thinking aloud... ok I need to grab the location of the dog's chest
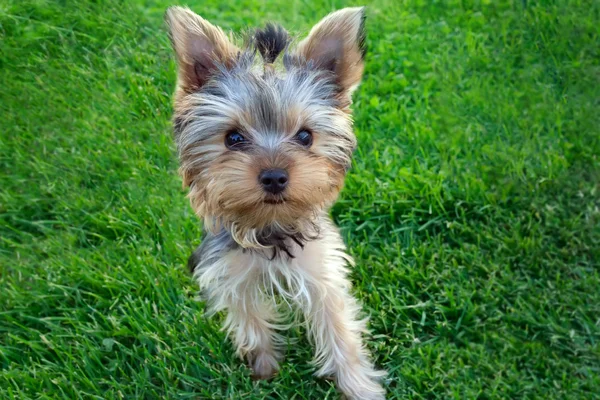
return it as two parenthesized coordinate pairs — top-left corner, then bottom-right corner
(232, 239), (323, 305)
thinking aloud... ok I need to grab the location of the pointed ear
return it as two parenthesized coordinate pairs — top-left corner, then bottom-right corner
(293, 7), (366, 104)
(165, 7), (239, 93)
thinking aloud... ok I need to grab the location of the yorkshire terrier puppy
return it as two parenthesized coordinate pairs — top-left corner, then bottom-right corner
(165, 6), (385, 399)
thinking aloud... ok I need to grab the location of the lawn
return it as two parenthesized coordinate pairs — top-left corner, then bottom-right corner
(1, 0), (599, 398)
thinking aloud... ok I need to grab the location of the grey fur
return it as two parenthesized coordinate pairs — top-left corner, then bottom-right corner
(188, 229), (239, 273)
(177, 63), (355, 175)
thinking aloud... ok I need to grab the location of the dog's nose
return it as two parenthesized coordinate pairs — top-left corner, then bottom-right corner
(259, 169), (288, 194)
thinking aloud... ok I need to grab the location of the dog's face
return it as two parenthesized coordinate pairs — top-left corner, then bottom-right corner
(166, 7), (365, 244)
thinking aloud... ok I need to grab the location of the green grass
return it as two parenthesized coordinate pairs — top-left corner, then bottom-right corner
(1, 0), (599, 398)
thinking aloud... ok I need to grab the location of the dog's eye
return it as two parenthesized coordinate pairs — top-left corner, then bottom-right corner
(294, 130), (313, 147)
(225, 131), (247, 149)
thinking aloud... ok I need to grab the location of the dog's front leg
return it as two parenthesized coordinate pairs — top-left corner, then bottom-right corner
(195, 249), (283, 380)
(221, 287), (282, 380)
(298, 236), (386, 399)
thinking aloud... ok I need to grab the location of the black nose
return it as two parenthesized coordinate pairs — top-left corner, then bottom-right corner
(259, 169), (289, 194)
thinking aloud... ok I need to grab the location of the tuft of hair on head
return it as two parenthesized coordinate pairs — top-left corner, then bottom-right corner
(253, 23), (290, 64)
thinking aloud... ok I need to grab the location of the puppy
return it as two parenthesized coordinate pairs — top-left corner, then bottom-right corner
(165, 6), (385, 399)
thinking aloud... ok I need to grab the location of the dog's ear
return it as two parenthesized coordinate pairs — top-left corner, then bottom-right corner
(293, 7), (366, 105)
(165, 7), (239, 93)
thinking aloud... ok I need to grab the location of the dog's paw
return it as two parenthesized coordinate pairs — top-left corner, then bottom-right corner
(337, 368), (386, 400)
(249, 351), (280, 380)
(340, 383), (386, 400)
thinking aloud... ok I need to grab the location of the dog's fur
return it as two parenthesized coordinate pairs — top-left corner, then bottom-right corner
(165, 6), (385, 399)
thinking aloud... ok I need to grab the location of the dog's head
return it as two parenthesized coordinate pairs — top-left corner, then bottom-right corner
(166, 7), (366, 246)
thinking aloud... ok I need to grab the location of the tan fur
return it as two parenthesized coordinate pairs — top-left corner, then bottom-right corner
(166, 6), (385, 399)
(165, 7), (239, 94)
(188, 143), (342, 247)
(294, 7), (366, 107)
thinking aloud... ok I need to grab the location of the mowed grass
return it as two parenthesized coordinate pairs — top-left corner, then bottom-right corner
(1, 0), (599, 398)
